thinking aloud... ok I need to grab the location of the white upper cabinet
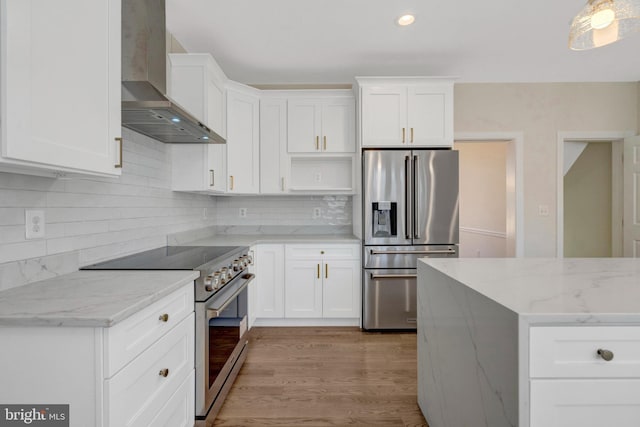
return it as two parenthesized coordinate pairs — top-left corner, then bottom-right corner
(259, 98), (289, 194)
(358, 77), (454, 148)
(226, 83), (260, 194)
(0, 0), (122, 177)
(169, 54), (227, 193)
(287, 93), (355, 153)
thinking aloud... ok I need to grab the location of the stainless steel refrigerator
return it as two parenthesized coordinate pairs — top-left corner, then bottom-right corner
(362, 149), (459, 330)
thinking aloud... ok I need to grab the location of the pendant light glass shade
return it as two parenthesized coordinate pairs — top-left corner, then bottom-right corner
(569, 0), (640, 50)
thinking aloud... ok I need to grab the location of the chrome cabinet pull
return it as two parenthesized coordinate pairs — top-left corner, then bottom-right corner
(159, 368), (169, 377)
(158, 313), (169, 322)
(323, 136), (327, 151)
(402, 128), (406, 143)
(597, 349), (614, 361)
(209, 170), (215, 187)
(114, 137), (123, 168)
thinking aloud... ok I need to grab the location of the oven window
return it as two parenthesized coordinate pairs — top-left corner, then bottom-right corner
(208, 294), (248, 388)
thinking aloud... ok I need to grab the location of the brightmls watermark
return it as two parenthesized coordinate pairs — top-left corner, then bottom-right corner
(0, 405), (68, 426)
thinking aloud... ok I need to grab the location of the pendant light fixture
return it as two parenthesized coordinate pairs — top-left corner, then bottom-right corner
(569, 0), (640, 50)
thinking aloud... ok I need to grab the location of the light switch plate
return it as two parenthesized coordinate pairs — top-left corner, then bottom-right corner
(313, 207), (321, 219)
(25, 210), (45, 239)
(239, 208), (247, 218)
(538, 205), (550, 216)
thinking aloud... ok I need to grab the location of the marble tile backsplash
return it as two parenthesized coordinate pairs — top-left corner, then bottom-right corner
(0, 129), (217, 291)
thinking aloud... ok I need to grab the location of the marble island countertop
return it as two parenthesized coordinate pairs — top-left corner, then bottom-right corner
(0, 270), (199, 327)
(421, 257), (640, 322)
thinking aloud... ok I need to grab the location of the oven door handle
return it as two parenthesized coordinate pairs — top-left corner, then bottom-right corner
(370, 273), (418, 279)
(206, 273), (255, 319)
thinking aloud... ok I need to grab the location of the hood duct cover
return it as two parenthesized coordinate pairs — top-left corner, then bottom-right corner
(121, 0), (225, 144)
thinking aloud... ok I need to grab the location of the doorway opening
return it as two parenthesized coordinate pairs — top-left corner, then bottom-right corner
(453, 132), (523, 258)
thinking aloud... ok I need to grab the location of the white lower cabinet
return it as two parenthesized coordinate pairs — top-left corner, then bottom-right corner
(0, 284), (195, 427)
(529, 326), (640, 427)
(253, 243), (360, 325)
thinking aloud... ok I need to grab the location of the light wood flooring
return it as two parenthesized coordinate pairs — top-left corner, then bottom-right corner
(213, 327), (428, 427)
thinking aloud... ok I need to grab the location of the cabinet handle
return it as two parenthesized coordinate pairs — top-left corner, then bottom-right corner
(317, 264), (320, 279)
(325, 263), (328, 279)
(410, 127), (414, 143)
(159, 313), (169, 322)
(230, 175), (234, 190)
(281, 177), (285, 191)
(597, 348), (614, 361)
(114, 137), (123, 168)
(209, 170), (215, 187)
(402, 128), (406, 143)
(159, 368), (170, 378)
(323, 136), (327, 151)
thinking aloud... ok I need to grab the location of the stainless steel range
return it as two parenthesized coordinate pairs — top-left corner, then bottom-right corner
(82, 245), (255, 425)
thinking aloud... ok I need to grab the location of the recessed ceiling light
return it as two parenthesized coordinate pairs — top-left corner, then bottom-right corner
(397, 14), (415, 26)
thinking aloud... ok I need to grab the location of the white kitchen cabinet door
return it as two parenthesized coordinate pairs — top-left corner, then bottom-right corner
(0, 0), (122, 177)
(321, 99), (355, 153)
(407, 85), (453, 147)
(285, 259), (323, 318)
(226, 86), (260, 194)
(530, 379), (640, 427)
(169, 54), (227, 193)
(255, 245), (285, 319)
(361, 85), (407, 147)
(260, 98), (289, 193)
(288, 99), (321, 153)
(322, 259), (360, 318)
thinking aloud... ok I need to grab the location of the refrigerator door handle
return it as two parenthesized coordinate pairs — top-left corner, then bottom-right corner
(369, 249), (457, 255)
(413, 155), (420, 239)
(404, 155), (411, 239)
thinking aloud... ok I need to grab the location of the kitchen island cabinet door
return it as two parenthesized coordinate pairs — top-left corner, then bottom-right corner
(0, 0), (122, 177)
(226, 85), (260, 194)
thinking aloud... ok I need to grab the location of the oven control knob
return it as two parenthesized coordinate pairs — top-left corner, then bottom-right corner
(232, 259), (240, 271)
(205, 284), (214, 292)
(204, 275), (213, 285)
(246, 254), (253, 265)
(220, 268), (228, 283)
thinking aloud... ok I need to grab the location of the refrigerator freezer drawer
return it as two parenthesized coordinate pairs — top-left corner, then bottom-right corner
(363, 269), (417, 330)
(363, 245), (458, 269)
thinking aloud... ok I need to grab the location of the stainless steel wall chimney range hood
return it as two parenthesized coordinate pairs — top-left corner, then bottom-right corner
(121, 0), (225, 144)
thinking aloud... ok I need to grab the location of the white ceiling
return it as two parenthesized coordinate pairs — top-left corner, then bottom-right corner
(166, 0), (640, 85)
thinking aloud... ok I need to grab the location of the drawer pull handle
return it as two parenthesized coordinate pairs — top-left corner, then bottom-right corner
(597, 348), (614, 361)
(159, 313), (169, 322)
(159, 368), (170, 377)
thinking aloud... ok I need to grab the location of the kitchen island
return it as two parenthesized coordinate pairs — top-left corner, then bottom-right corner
(417, 258), (640, 427)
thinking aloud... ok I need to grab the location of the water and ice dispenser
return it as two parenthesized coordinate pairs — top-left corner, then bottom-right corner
(372, 201), (397, 237)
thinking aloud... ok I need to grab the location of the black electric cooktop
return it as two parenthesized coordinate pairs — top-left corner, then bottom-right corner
(81, 246), (244, 270)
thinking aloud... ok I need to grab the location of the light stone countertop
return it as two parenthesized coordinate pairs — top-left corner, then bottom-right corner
(421, 257), (640, 322)
(183, 234), (360, 246)
(0, 270), (199, 327)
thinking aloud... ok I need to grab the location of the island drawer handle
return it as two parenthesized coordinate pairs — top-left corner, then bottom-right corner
(597, 349), (614, 361)
(159, 368), (170, 378)
(159, 313), (169, 322)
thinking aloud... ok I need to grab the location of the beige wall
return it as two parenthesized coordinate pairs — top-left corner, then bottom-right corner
(564, 143), (612, 257)
(454, 83), (638, 256)
(455, 141), (508, 257)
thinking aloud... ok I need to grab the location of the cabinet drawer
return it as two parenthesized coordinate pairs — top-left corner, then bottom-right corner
(105, 285), (194, 377)
(285, 244), (359, 260)
(530, 326), (640, 378)
(148, 369), (195, 427)
(105, 313), (194, 427)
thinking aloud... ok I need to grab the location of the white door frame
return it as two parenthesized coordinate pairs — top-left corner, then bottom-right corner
(556, 131), (634, 257)
(454, 132), (524, 257)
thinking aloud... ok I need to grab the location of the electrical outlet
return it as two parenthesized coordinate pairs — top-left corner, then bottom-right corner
(314, 172), (322, 183)
(239, 208), (247, 218)
(25, 210), (45, 239)
(538, 204), (550, 216)
(313, 207), (322, 219)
